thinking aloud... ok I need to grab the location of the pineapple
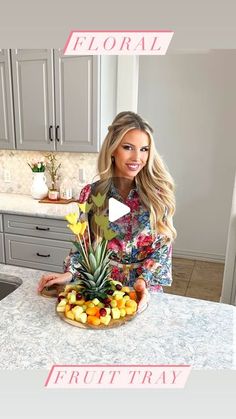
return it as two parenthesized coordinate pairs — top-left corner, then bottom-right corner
(65, 191), (117, 303)
(61, 192), (140, 327)
(72, 239), (113, 301)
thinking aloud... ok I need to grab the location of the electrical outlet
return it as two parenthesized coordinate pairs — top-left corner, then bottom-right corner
(78, 168), (85, 183)
(3, 169), (11, 183)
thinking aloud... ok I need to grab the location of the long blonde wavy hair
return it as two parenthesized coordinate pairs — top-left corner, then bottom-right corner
(90, 111), (177, 244)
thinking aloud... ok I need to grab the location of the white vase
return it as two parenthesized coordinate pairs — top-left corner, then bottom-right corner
(31, 172), (48, 199)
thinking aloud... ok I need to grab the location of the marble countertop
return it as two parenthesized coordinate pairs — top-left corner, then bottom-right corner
(0, 193), (79, 219)
(0, 263), (235, 370)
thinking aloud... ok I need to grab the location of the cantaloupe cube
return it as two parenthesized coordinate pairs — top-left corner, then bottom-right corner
(117, 299), (125, 309)
(86, 307), (98, 316)
(87, 315), (101, 326)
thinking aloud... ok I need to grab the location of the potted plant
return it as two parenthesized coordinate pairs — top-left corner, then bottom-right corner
(45, 153), (61, 200)
(28, 158), (48, 199)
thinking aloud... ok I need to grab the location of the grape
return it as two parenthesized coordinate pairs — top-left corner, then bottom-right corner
(76, 293), (83, 300)
(99, 308), (107, 317)
(107, 289), (114, 295)
(115, 284), (122, 291)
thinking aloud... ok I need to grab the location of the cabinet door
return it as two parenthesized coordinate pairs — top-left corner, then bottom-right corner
(11, 49), (55, 151)
(54, 52), (100, 152)
(5, 234), (72, 272)
(0, 50), (15, 149)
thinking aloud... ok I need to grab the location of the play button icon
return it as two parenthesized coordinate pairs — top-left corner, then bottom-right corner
(108, 197), (130, 222)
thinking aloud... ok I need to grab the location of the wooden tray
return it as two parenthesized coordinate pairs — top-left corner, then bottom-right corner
(40, 284), (65, 298)
(39, 198), (78, 204)
(56, 309), (137, 329)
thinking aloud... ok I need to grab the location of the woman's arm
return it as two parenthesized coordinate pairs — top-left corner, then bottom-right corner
(139, 240), (173, 288)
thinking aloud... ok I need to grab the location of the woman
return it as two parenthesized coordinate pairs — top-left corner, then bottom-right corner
(38, 111), (177, 312)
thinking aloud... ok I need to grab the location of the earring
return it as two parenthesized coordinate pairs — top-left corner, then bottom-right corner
(111, 156), (115, 163)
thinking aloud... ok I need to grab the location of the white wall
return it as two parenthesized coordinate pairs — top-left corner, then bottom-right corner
(221, 171), (236, 304)
(138, 51), (236, 262)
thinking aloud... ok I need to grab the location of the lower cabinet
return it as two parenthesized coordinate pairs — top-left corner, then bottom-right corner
(5, 234), (72, 272)
(0, 233), (5, 263)
(3, 213), (74, 272)
(0, 215), (4, 263)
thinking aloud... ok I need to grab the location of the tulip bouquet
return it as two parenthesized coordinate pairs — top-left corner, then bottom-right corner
(57, 192), (138, 327)
(27, 158), (46, 172)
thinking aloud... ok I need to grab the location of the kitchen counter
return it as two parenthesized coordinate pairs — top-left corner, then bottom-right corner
(0, 193), (79, 219)
(0, 263), (235, 370)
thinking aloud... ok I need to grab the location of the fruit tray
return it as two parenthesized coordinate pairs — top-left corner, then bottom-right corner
(56, 309), (137, 329)
(55, 282), (139, 329)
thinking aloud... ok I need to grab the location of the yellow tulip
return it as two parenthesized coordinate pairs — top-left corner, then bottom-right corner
(78, 202), (93, 213)
(91, 192), (106, 208)
(67, 223), (82, 235)
(65, 212), (79, 225)
(80, 221), (87, 235)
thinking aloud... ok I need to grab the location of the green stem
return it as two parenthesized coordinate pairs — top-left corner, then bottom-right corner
(77, 235), (90, 270)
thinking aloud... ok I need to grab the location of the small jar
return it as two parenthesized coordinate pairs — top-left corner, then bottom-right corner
(48, 189), (59, 200)
(60, 179), (73, 200)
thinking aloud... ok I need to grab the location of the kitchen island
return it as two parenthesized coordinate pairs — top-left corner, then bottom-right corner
(0, 263), (235, 370)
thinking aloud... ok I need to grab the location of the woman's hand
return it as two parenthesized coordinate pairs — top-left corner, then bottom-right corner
(37, 272), (73, 293)
(134, 277), (149, 313)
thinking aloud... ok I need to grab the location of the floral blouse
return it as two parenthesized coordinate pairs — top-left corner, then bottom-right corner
(63, 181), (173, 293)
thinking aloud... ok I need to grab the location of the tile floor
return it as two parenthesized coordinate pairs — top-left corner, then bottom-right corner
(165, 258), (225, 302)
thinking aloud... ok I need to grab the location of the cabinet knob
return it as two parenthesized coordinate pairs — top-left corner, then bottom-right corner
(49, 125), (53, 141)
(56, 125), (60, 142)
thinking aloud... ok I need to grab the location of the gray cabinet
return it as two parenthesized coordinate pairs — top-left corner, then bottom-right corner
(11, 49), (100, 152)
(11, 49), (54, 151)
(54, 51), (100, 152)
(0, 50), (15, 149)
(3, 214), (74, 272)
(0, 214), (5, 263)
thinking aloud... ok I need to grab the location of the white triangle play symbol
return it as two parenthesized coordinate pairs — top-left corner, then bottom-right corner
(108, 197), (130, 222)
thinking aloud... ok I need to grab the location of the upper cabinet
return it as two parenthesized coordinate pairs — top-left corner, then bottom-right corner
(6, 49), (100, 152)
(54, 51), (100, 152)
(0, 50), (15, 149)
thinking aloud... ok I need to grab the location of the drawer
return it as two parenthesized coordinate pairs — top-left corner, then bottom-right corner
(5, 233), (74, 272)
(3, 214), (74, 241)
(0, 214), (3, 232)
(0, 233), (5, 263)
